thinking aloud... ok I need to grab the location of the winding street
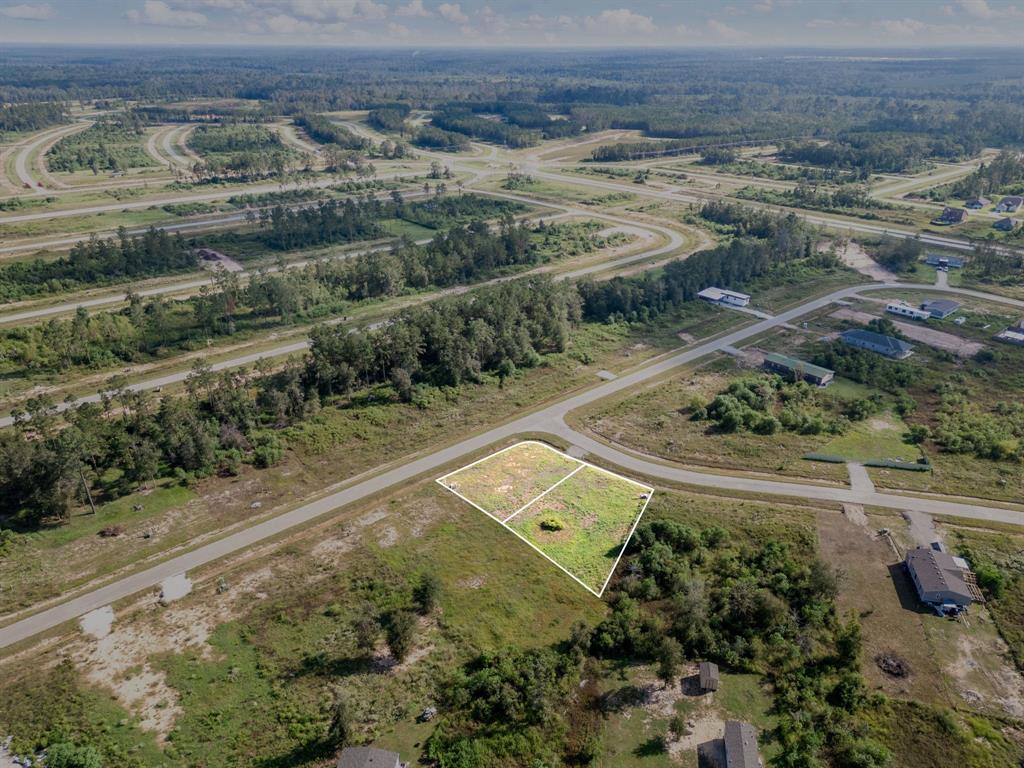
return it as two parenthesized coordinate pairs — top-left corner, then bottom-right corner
(1, 278), (1022, 651)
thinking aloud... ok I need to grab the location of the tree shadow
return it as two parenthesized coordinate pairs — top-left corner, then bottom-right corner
(886, 562), (933, 614)
(633, 736), (667, 757)
(255, 736), (333, 768)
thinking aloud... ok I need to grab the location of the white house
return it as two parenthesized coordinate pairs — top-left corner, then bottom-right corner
(698, 287), (751, 308)
(886, 302), (931, 321)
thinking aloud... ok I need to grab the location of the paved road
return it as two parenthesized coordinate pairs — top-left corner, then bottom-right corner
(11, 123), (89, 193)
(0, 205), (687, 424)
(3, 279), (1024, 650)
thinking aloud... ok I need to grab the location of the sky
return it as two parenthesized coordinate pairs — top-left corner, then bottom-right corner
(1, 0), (1024, 48)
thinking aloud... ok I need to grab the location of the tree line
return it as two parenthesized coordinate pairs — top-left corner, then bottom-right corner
(0, 227), (194, 302)
(0, 101), (66, 133)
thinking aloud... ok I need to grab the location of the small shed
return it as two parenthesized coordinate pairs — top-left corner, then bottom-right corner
(698, 661), (720, 692)
(338, 747), (402, 768)
(965, 197), (990, 209)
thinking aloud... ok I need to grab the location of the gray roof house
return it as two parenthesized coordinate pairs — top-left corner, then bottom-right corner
(925, 254), (964, 269)
(995, 195), (1023, 213)
(724, 721), (762, 768)
(920, 299), (960, 319)
(699, 661), (720, 692)
(905, 547), (978, 614)
(994, 217), (1016, 231)
(840, 329), (914, 360)
(965, 197), (990, 209)
(938, 206), (968, 224)
(338, 747), (402, 768)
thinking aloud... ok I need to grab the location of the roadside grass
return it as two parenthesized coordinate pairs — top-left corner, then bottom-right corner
(0, 482), (603, 767)
(439, 441), (581, 520)
(818, 411), (920, 463)
(505, 464), (650, 593)
(0, 482), (195, 615)
(0, 316), (687, 620)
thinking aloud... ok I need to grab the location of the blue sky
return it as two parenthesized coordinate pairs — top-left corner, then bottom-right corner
(1, 0), (1023, 47)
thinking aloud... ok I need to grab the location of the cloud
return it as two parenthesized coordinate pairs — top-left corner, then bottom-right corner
(876, 17), (927, 35)
(583, 8), (656, 35)
(438, 2), (467, 23)
(287, 0), (386, 21)
(706, 18), (748, 41)
(957, 0), (994, 18)
(394, 0), (430, 17)
(753, 0), (774, 11)
(805, 18), (835, 28)
(127, 0), (207, 26)
(388, 21), (410, 37)
(0, 2), (54, 20)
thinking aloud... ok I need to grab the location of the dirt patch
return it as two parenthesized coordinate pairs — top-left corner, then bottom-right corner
(816, 509), (950, 706)
(832, 240), (899, 282)
(68, 565), (274, 741)
(947, 629), (1024, 718)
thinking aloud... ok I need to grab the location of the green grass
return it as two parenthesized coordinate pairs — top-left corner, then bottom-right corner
(440, 441), (581, 520)
(506, 465), (650, 593)
(379, 218), (437, 240)
(818, 411), (921, 462)
(0, 482), (195, 615)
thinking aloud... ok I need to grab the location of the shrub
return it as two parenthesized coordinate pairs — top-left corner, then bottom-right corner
(540, 517), (566, 531)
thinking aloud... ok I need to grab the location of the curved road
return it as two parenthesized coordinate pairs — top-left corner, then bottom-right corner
(2, 278), (1023, 650)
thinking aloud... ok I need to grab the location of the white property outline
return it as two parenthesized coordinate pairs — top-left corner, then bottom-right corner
(436, 440), (654, 598)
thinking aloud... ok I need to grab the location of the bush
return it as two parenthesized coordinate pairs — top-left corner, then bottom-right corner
(540, 517), (565, 531)
(251, 432), (284, 468)
(45, 744), (103, 768)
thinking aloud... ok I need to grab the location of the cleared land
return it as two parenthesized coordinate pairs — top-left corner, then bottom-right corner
(439, 441), (653, 594)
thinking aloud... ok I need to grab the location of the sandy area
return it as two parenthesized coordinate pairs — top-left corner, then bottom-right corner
(830, 307), (984, 357)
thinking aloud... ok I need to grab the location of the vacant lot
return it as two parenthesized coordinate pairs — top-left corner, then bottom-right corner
(438, 441), (581, 521)
(438, 441), (652, 594)
(506, 464), (651, 593)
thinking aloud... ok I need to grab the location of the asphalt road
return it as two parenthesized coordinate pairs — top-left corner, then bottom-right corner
(2, 279), (1023, 651)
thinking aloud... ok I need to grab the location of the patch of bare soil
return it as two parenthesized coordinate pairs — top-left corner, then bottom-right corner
(816, 509), (950, 706)
(948, 629), (1024, 718)
(832, 240), (899, 282)
(68, 565), (274, 741)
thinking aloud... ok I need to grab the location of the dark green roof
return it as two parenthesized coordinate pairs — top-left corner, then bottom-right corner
(764, 352), (834, 380)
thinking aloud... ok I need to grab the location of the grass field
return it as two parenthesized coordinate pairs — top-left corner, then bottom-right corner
(439, 441), (652, 594)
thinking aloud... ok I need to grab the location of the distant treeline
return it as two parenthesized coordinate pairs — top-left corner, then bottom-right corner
(0, 102), (66, 133)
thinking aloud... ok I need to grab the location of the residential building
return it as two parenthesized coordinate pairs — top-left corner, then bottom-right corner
(338, 747), (402, 768)
(938, 206), (968, 224)
(965, 197), (990, 209)
(995, 195), (1023, 213)
(925, 254), (965, 269)
(698, 661), (720, 692)
(762, 352), (834, 386)
(840, 329), (914, 359)
(886, 302), (931, 321)
(724, 721), (762, 768)
(994, 217), (1016, 231)
(920, 299), (960, 319)
(698, 287), (751, 308)
(904, 546), (982, 615)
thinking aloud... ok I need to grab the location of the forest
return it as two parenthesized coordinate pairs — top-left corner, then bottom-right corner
(0, 101), (66, 133)
(46, 113), (153, 173)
